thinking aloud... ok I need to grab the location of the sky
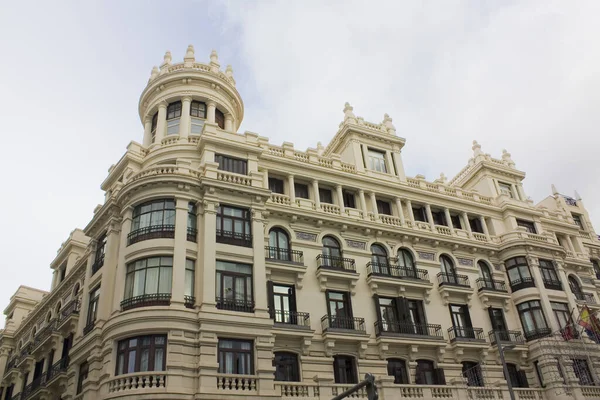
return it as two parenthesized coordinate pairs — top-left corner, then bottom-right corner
(0, 1), (599, 325)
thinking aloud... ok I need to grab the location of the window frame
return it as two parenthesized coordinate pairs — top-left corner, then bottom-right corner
(376, 199), (392, 215)
(268, 177), (284, 194)
(294, 183), (309, 199)
(367, 148), (387, 173)
(115, 334), (167, 375)
(184, 258), (195, 306)
(93, 233), (107, 273)
(216, 205), (252, 247)
(387, 358), (409, 384)
(319, 188), (333, 204)
(215, 260), (254, 312)
(190, 100), (206, 118)
(85, 285), (100, 330)
(343, 190), (356, 209)
(215, 154), (248, 175)
(498, 182), (514, 198)
(218, 339), (253, 375)
(333, 355), (358, 384)
(166, 101), (182, 135)
(150, 113), (158, 143)
(572, 214), (584, 230)
(124, 256), (173, 302)
(129, 199), (176, 245)
(77, 361), (89, 394)
(517, 300), (549, 340)
(516, 219), (537, 234)
(187, 202), (198, 242)
(412, 206), (428, 223)
(505, 256), (534, 291)
(274, 351), (300, 382)
(462, 361), (484, 387)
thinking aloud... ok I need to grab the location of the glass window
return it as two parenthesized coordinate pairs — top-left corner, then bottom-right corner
(185, 259), (195, 298)
(505, 257), (534, 290)
(477, 261), (493, 283)
(268, 228), (290, 261)
(190, 101), (206, 118)
(77, 361), (89, 394)
(150, 113), (158, 143)
(539, 259), (560, 286)
(274, 352), (300, 382)
(216, 261), (253, 312)
(326, 291), (353, 329)
(450, 214), (462, 229)
(572, 214), (584, 230)
(376, 200), (391, 215)
(215, 108), (225, 129)
(462, 362), (484, 387)
(397, 249), (416, 277)
(432, 210), (446, 226)
(469, 217), (484, 233)
(268, 177), (284, 194)
(321, 236), (342, 267)
(130, 199), (176, 244)
(187, 202), (198, 242)
(517, 300), (549, 340)
(333, 355), (357, 384)
(85, 286), (100, 330)
(572, 359), (594, 386)
(568, 276), (584, 300)
(516, 219), (537, 234)
(294, 183), (309, 199)
(498, 182), (514, 198)
(551, 302), (571, 330)
(378, 297), (399, 332)
(319, 188), (333, 204)
(368, 149), (387, 173)
(166, 101), (182, 135)
(412, 206), (428, 222)
(116, 335), (167, 375)
(450, 304), (474, 338)
(387, 359), (408, 384)
(218, 339), (253, 374)
(370, 244), (388, 274)
(271, 283), (296, 323)
(215, 154), (247, 175)
(93, 233), (107, 273)
(415, 360), (436, 385)
(440, 255), (457, 280)
(343, 191), (356, 208)
(216, 205), (252, 247)
(124, 257), (173, 300)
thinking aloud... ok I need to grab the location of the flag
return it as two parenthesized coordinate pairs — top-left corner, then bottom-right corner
(578, 306), (600, 343)
(579, 306), (592, 330)
(561, 324), (576, 341)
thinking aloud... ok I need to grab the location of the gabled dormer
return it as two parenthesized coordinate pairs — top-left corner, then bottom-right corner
(49, 229), (90, 290)
(323, 103), (407, 181)
(2, 286), (47, 334)
(537, 185), (598, 239)
(448, 141), (527, 203)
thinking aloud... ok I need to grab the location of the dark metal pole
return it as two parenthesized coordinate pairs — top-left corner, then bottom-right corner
(495, 330), (516, 400)
(331, 373), (378, 400)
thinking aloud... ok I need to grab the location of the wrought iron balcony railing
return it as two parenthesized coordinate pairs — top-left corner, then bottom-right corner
(509, 277), (536, 292)
(316, 254), (356, 272)
(448, 326), (485, 342)
(367, 262), (429, 281)
(47, 356), (69, 382)
(187, 227), (198, 242)
(542, 278), (562, 291)
(33, 319), (57, 348)
(476, 278), (507, 292)
(374, 320), (443, 338)
(215, 297), (255, 313)
(184, 295), (195, 309)
(321, 315), (365, 333)
(58, 299), (80, 324)
(91, 254), (105, 275)
(437, 272), (470, 287)
(127, 224), (175, 245)
(488, 330), (525, 345)
(523, 327), (552, 341)
(270, 310), (311, 328)
(265, 246), (304, 264)
(216, 229), (252, 247)
(121, 293), (171, 311)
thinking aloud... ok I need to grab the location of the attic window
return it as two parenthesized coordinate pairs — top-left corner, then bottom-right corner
(368, 149), (387, 173)
(166, 101), (182, 135)
(190, 101), (206, 134)
(498, 182), (514, 198)
(572, 214), (584, 230)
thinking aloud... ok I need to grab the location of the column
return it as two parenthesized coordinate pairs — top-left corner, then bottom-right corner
(370, 192), (379, 220)
(171, 198), (190, 306)
(480, 216), (491, 240)
(516, 184), (526, 201)
(385, 151), (395, 175)
(200, 200), (218, 309)
(155, 102), (167, 144)
(566, 236), (576, 253)
(358, 190), (368, 220)
(111, 208), (133, 314)
(207, 101), (216, 124)
(224, 113), (234, 131)
(462, 212), (473, 238)
(406, 200), (415, 224)
(395, 198), (405, 226)
(444, 208), (454, 233)
(142, 117), (152, 147)
(178, 96), (191, 139)
(252, 210), (269, 316)
(336, 185), (345, 214)
(286, 175), (296, 203)
(95, 219), (122, 322)
(425, 204), (435, 230)
(312, 180), (320, 209)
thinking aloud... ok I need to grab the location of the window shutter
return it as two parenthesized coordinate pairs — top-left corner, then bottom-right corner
(346, 294), (354, 319)
(373, 295), (382, 321)
(267, 281), (274, 317)
(517, 370), (529, 388)
(417, 301), (427, 326)
(434, 368), (446, 385)
(487, 307), (497, 329)
(395, 297), (408, 322)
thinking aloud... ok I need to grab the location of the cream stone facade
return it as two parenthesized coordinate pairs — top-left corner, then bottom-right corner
(2, 45), (600, 400)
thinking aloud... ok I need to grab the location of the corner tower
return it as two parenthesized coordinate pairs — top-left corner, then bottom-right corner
(138, 46), (244, 147)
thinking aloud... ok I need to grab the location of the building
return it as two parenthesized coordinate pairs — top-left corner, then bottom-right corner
(1, 45), (600, 400)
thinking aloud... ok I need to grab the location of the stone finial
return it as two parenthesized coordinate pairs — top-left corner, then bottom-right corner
(161, 51), (172, 69)
(149, 66), (159, 81)
(472, 140), (482, 157)
(502, 149), (515, 168)
(226, 65), (234, 77)
(184, 45), (195, 64)
(439, 173), (447, 183)
(317, 141), (324, 155)
(383, 113), (396, 134)
(210, 49), (220, 72)
(551, 184), (559, 195)
(343, 102), (357, 124)
(575, 190), (582, 200)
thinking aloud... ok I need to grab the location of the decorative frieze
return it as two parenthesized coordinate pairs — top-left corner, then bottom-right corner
(457, 258), (474, 267)
(418, 251), (435, 261)
(346, 240), (366, 250)
(296, 232), (317, 242)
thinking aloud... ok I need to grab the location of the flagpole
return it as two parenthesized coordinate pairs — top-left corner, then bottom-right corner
(573, 306), (599, 385)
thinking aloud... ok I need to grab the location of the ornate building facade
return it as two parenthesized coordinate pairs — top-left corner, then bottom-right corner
(1, 45), (600, 400)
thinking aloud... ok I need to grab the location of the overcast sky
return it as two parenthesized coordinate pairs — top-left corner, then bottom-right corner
(1, 1), (599, 325)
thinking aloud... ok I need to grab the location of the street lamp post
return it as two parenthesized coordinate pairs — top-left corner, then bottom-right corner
(494, 330), (516, 400)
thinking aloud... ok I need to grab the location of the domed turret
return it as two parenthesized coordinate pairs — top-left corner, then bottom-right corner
(138, 47), (244, 148)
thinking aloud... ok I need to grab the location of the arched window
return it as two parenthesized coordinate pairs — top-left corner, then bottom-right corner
(568, 276), (584, 301)
(397, 249), (417, 278)
(46, 312), (52, 323)
(370, 244), (389, 275)
(333, 355), (357, 384)
(55, 302), (62, 316)
(274, 352), (300, 382)
(387, 358), (409, 384)
(321, 236), (342, 268)
(268, 228), (291, 261)
(440, 255), (457, 283)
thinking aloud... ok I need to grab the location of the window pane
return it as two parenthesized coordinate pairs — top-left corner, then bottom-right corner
(145, 268), (159, 294)
(140, 349), (149, 372)
(158, 267), (172, 293)
(155, 348), (164, 371)
(127, 350), (137, 373)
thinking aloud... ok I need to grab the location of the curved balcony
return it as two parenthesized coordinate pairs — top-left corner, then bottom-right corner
(107, 372), (168, 395)
(216, 229), (252, 247)
(524, 327), (552, 341)
(509, 277), (535, 292)
(215, 297), (254, 313)
(127, 225), (175, 246)
(121, 293), (171, 311)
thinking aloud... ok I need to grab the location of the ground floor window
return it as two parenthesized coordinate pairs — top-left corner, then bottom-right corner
(116, 335), (166, 375)
(218, 339), (253, 375)
(274, 352), (300, 382)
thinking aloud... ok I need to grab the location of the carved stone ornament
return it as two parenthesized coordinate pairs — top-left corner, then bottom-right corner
(457, 258), (474, 267)
(418, 251), (435, 261)
(296, 232), (317, 242)
(346, 239), (366, 250)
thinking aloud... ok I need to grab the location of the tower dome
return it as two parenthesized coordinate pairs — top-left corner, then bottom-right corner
(138, 46), (244, 147)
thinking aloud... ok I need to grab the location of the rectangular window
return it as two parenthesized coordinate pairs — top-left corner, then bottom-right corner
(572, 359), (594, 386)
(572, 214), (584, 230)
(218, 339), (253, 375)
(498, 182), (514, 198)
(319, 188), (333, 204)
(124, 257), (173, 307)
(268, 177), (284, 194)
(376, 200), (392, 215)
(368, 149), (387, 173)
(469, 217), (484, 233)
(274, 352), (300, 382)
(432, 210), (447, 226)
(334, 355), (358, 384)
(451, 214), (462, 229)
(216, 261), (253, 312)
(190, 101), (206, 134)
(449, 304), (474, 338)
(215, 154), (248, 175)
(505, 256), (534, 291)
(59, 265), (67, 283)
(270, 283), (296, 323)
(185, 259), (195, 307)
(85, 286), (100, 331)
(551, 302), (571, 330)
(516, 219), (537, 234)
(216, 205), (252, 247)
(387, 359), (408, 384)
(116, 335), (167, 375)
(517, 300), (549, 340)
(187, 202), (197, 242)
(294, 183), (309, 199)
(415, 360), (445, 385)
(326, 291), (353, 329)
(77, 361), (89, 394)
(413, 206), (428, 222)
(92, 233), (107, 274)
(539, 259), (561, 289)
(166, 101), (182, 135)
(343, 191), (356, 208)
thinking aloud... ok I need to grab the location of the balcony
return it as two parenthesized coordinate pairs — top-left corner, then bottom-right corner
(437, 273), (472, 306)
(16, 343), (34, 370)
(524, 327), (552, 341)
(543, 278), (562, 291)
(91, 254), (104, 275)
(448, 327), (487, 344)
(127, 224), (175, 245)
(57, 299), (80, 333)
(315, 255), (359, 294)
(45, 356), (69, 390)
(215, 297), (254, 313)
(509, 277), (535, 292)
(264, 246), (304, 264)
(121, 293), (171, 311)
(270, 310), (311, 329)
(476, 278), (511, 309)
(215, 373), (257, 393)
(374, 321), (444, 341)
(107, 372), (168, 394)
(321, 315), (366, 334)
(216, 229), (252, 247)
(476, 278), (507, 292)
(437, 272), (470, 287)
(366, 262), (432, 301)
(489, 330), (525, 346)
(184, 295), (195, 309)
(32, 319), (60, 354)
(367, 262), (429, 281)
(187, 227), (198, 242)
